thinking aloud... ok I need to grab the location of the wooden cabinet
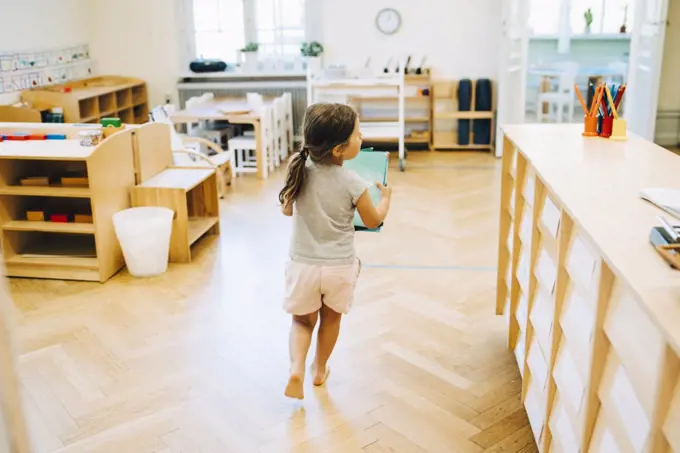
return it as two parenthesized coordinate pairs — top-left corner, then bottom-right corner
(497, 124), (680, 452)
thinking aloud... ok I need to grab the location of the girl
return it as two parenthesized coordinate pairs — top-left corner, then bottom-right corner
(279, 103), (392, 400)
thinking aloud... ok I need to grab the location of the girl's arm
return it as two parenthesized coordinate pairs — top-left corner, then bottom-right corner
(355, 182), (392, 229)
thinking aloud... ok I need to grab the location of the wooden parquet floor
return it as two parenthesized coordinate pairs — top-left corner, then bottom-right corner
(7, 152), (537, 453)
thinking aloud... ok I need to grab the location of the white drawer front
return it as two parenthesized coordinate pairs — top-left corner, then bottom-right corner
(541, 194), (561, 239)
(554, 342), (586, 415)
(536, 249), (557, 294)
(567, 234), (598, 292)
(560, 287), (595, 352)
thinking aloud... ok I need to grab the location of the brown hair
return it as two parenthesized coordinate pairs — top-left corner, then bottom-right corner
(278, 103), (358, 207)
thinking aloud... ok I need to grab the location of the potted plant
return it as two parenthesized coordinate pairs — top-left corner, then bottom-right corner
(301, 41), (324, 74)
(620, 5), (628, 33)
(241, 42), (259, 73)
(584, 8), (593, 34)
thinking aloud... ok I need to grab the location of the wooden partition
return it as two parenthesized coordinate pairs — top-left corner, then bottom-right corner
(497, 124), (680, 452)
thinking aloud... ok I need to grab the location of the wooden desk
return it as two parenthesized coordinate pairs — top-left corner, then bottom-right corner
(170, 99), (268, 180)
(497, 124), (680, 452)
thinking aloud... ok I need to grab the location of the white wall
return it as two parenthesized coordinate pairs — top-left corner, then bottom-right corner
(88, 0), (188, 107)
(320, 0), (501, 80)
(0, 0), (91, 104)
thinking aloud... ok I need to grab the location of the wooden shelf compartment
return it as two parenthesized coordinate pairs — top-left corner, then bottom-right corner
(432, 79), (495, 151)
(132, 84), (147, 105)
(120, 108), (134, 124)
(3, 231), (99, 281)
(98, 93), (116, 113)
(134, 104), (149, 124)
(0, 124), (137, 282)
(116, 89), (133, 109)
(432, 131), (493, 150)
(188, 216), (219, 246)
(529, 286), (554, 363)
(79, 97), (99, 120)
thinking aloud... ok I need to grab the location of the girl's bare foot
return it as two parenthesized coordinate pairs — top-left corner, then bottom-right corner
(285, 374), (304, 399)
(312, 364), (331, 386)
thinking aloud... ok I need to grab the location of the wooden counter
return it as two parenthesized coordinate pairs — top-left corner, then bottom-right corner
(496, 124), (680, 452)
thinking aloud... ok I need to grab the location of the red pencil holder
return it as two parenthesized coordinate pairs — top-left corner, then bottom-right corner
(583, 116), (598, 137)
(600, 117), (613, 138)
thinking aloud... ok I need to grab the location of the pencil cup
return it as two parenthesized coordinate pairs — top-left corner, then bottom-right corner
(600, 116), (613, 138)
(583, 116), (598, 137)
(610, 118), (628, 141)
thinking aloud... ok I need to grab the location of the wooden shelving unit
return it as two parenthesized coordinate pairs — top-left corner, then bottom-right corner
(497, 125), (680, 453)
(20, 75), (149, 124)
(0, 123), (136, 282)
(347, 73), (432, 147)
(433, 80), (495, 151)
(130, 123), (220, 263)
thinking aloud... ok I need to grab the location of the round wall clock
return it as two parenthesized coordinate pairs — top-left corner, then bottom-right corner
(376, 8), (401, 35)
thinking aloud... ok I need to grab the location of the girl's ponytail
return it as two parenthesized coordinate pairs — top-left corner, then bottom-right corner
(278, 147), (308, 207)
(278, 103), (357, 208)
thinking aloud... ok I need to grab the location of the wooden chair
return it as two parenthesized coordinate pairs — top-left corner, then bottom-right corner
(150, 105), (233, 197)
(273, 97), (287, 165)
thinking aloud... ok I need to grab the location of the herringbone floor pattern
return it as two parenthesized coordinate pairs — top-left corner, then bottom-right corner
(8, 152), (536, 453)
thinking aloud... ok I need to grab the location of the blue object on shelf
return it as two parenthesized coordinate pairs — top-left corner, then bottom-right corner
(344, 148), (389, 232)
(473, 79), (493, 145)
(458, 79), (472, 145)
(46, 134), (67, 140)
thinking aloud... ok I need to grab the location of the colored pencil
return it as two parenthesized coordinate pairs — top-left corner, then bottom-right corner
(604, 85), (619, 119)
(575, 84), (588, 114)
(614, 84), (627, 109)
(590, 85), (604, 117)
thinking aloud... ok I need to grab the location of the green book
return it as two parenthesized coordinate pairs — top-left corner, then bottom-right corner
(344, 148), (389, 232)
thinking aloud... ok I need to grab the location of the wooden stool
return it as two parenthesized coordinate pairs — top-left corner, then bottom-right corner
(130, 168), (220, 263)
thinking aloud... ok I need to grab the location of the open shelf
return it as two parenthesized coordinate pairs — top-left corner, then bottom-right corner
(0, 185), (91, 198)
(6, 254), (98, 269)
(120, 108), (134, 124)
(188, 216), (219, 245)
(3, 220), (94, 234)
(98, 93), (116, 113)
(21, 76), (148, 124)
(132, 85), (146, 104)
(435, 111), (494, 120)
(116, 89), (132, 109)
(79, 97), (99, 120)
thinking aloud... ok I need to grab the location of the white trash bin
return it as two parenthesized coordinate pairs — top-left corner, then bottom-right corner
(113, 207), (174, 277)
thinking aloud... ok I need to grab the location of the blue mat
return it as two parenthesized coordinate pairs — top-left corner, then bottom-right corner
(344, 148), (389, 232)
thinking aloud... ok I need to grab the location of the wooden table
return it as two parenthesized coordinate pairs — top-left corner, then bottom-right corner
(170, 99), (268, 180)
(497, 124), (680, 452)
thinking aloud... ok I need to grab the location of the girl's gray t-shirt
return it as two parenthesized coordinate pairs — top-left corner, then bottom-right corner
(290, 160), (368, 265)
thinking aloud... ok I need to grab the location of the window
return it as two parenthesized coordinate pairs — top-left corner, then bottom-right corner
(193, 0), (305, 62)
(570, 0), (633, 34)
(255, 0), (305, 57)
(529, 0), (561, 35)
(529, 0), (633, 36)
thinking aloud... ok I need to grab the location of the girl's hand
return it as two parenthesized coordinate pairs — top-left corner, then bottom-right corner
(376, 182), (392, 198)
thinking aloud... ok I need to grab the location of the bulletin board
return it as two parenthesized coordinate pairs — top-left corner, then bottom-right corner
(0, 44), (95, 95)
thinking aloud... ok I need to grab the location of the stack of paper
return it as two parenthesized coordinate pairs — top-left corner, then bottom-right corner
(344, 149), (389, 232)
(640, 188), (680, 220)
